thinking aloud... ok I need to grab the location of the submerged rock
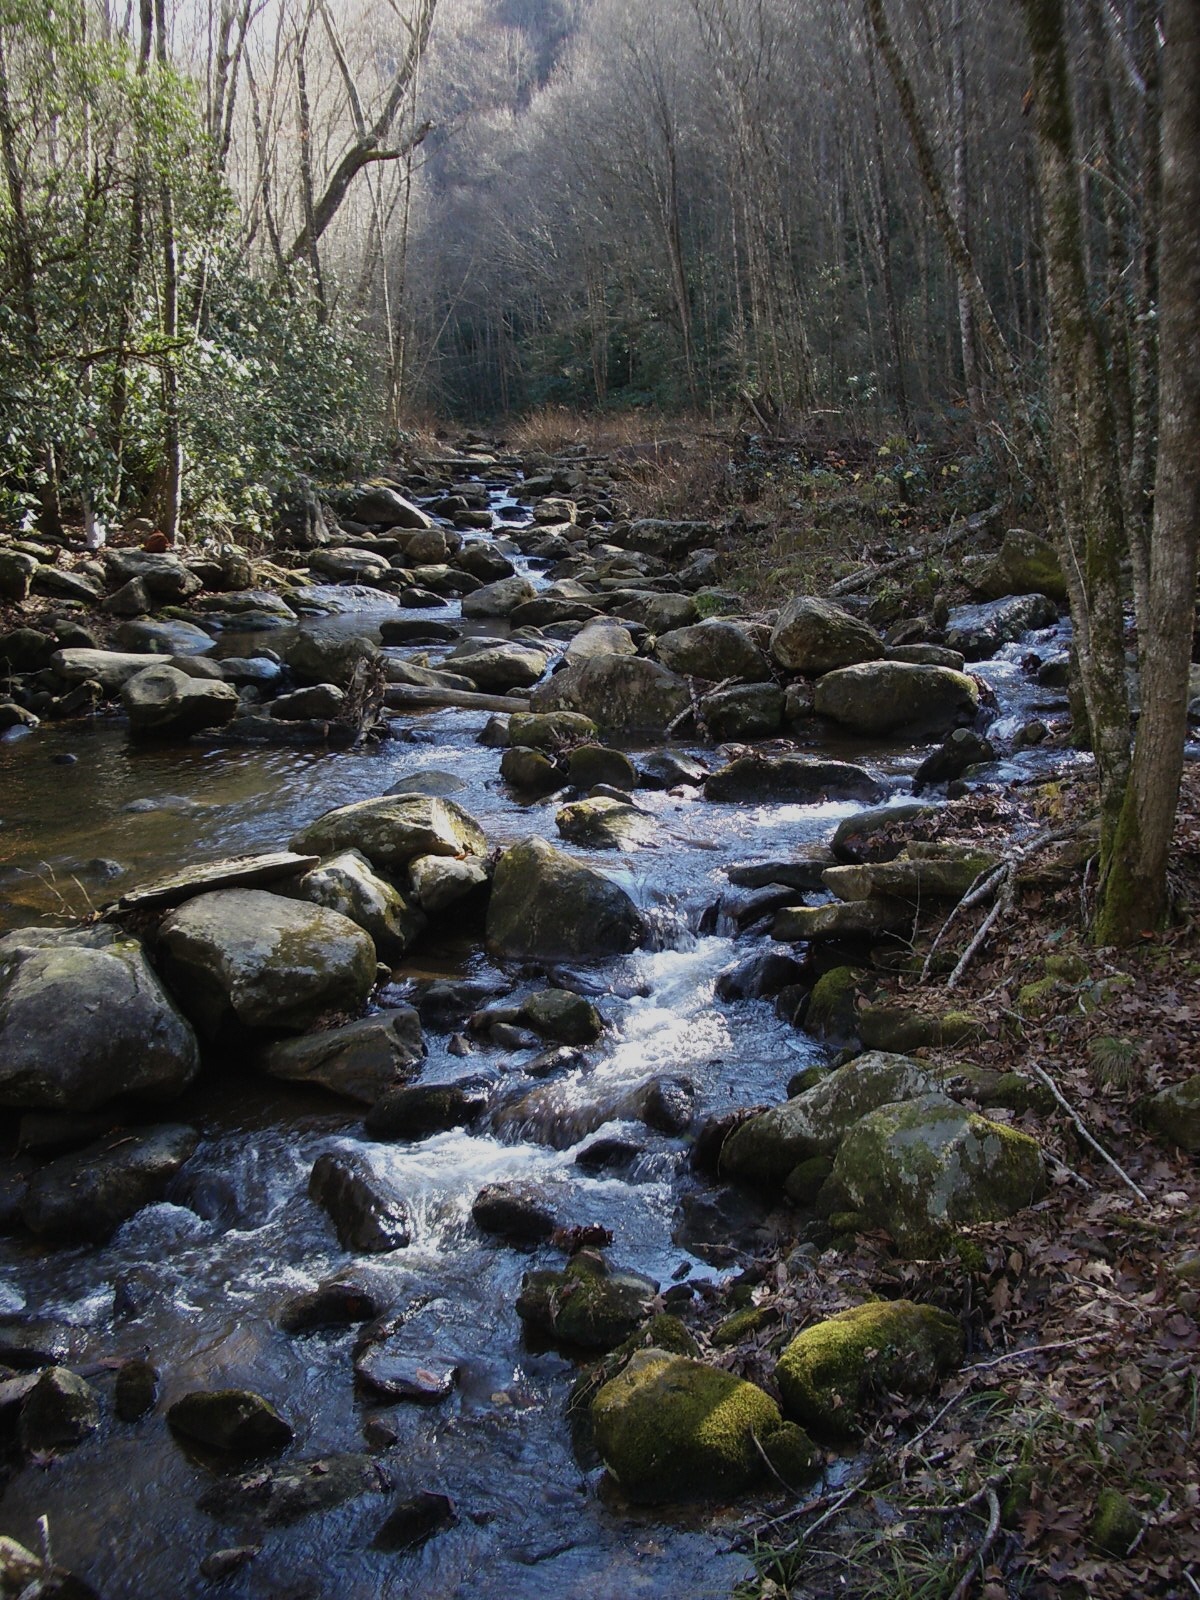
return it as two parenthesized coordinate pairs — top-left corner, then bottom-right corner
(592, 1348), (814, 1503)
(198, 1452), (385, 1525)
(168, 1389), (293, 1456)
(308, 1150), (412, 1252)
(472, 1182), (558, 1245)
(364, 1080), (489, 1140)
(21, 1124), (199, 1244)
(158, 888), (377, 1038)
(486, 837), (644, 963)
(373, 1490), (458, 1552)
(775, 1299), (963, 1436)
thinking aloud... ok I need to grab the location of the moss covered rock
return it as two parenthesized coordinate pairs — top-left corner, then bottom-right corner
(831, 1092), (1048, 1252)
(486, 836), (645, 962)
(718, 1053), (936, 1188)
(857, 1004), (978, 1054)
(804, 965), (863, 1043)
(592, 1348), (814, 1502)
(516, 1252), (657, 1351)
(813, 662), (979, 739)
(507, 710), (599, 750)
(775, 1299), (963, 1436)
(1137, 1074), (1200, 1153)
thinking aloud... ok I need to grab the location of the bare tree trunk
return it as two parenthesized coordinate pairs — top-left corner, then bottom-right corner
(863, 10), (909, 424)
(155, 0), (182, 544)
(1095, 0), (1200, 941)
(109, 0), (153, 509)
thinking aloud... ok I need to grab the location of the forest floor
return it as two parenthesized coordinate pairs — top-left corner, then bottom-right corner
(494, 411), (1200, 1599)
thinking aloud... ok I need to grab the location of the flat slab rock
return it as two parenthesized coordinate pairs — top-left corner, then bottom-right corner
(110, 851), (319, 912)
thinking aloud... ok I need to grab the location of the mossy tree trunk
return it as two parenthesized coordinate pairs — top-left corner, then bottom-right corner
(1094, 0), (1200, 941)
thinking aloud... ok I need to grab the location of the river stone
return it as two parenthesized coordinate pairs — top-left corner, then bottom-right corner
(654, 619), (771, 682)
(519, 989), (603, 1045)
(704, 755), (884, 805)
(0, 933), (200, 1111)
(18, 1366), (100, 1452)
(967, 529), (1068, 604)
(638, 751), (708, 789)
(1, 626), (56, 672)
(364, 1080), (490, 1140)
(309, 1151), (411, 1251)
(158, 889), (376, 1038)
(769, 597), (885, 675)
(832, 1093), (1049, 1252)
(308, 546), (393, 583)
(1137, 1075), (1200, 1153)
(719, 1053), (936, 1186)
(821, 847), (999, 903)
(700, 683), (785, 741)
(291, 794), (487, 872)
(168, 1389), (294, 1455)
(406, 854), (490, 915)
(198, 1451), (385, 1526)
(115, 618), (215, 655)
(556, 796), (654, 849)
(282, 632), (380, 690)
(471, 1182), (557, 1244)
(591, 1349), (810, 1503)
(461, 574), (537, 617)
(449, 641), (551, 692)
(499, 745), (559, 795)
(457, 542), (515, 581)
(269, 683), (345, 721)
(565, 618), (639, 663)
(508, 710), (599, 750)
(486, 837), (644, 962)
(114, 1357), (159, 1421)
(290, 849), (425, 960)
(113, 850), (318, 912)
(944, 594), (1059, 660)
(278, 1278), (382, 1333)
(714, 949), (807, 1002)
(355, 1342), (459, 1404)
(813, 662), (979, 738)
(608, 590), (697, 634)
(51, 647), (170, 694)
(105, 548), (202, 600)
(566, 744), (639, 791)
(122, 664), (239, 738)
(373, 1491), (458, 1552)
(516, 1253), (657, 1350)
(830, 803), (939, 863)
(775, 1300), (964, 1436)
(21, 1124), (199, 1243)
(914, 727), (996, 787)
(531, 655), (691, 735)
(258, 1009), (425, 1104)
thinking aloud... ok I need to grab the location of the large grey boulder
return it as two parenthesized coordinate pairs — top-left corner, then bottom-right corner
(965, 530), (1067, 604)
(832, 1092), (1048, 1251)
(564, 618), (639, 663)
(704, 755), (884, 805)
(461, 575), (537, 617)
(115, 618), (215, 655)
(308, 547), (393, 583)
(51, 647), (166, 694)
(21, 1123), (199, 1243)
(769, 596), (884, 675)
(450, 641), (552, 691)
(719, 1053), (936, 1187)
(0, 549), (38, 602)
(613, 519), (716, 561)
(158, 889), (377, 1038)
(290, 849), (425, 959)
(813, 662), (979, 738)
(0, 931), (200, 1111)
(350, 484), (434, 528)
(280, 632), (380, 689)
(105, 548), (203, 601)
(608, 590), (697, 634)
(257, 1009), (424, 1104)
(654, 619), (771, 682)
(122, 663), (240, 738)
(290, 794), (486, 872)
(486, 836), (644, 962)
(531, 655), (691, 735)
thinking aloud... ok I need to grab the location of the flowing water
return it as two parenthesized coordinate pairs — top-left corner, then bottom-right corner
(0, 484), (1081, 1598)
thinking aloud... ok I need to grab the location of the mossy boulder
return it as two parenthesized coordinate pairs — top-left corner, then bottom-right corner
(486, 836), (645, 963)
(813, 662), (980, 739)
(821, 848), (998, 903)
(515, 1252), (657, 1351)
(804, 965), (863, 1043)
(712, 1305), (780, 1347)
(1090, 1486), (1143, 1556)
(718, 1053), (937, 1187)
(655, 618), (772, 681)
(1137, 1074), (1200, 1153)
(857, 1004), (978, 1054)
(507, 710), (599, 750)
(831, 1093), (1048, 1253)
(775, 1299), (964, 1436)
(772, 898), (912, 942)
(519, 988), (603, 1045)
(556, 795), (653, 849)
(566, 744), (639, 792)
(591, 1348), (815, 1503)
(290, 849), (425, 960)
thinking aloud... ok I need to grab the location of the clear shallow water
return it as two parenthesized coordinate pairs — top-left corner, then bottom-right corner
(0, 494), (1084, 1598)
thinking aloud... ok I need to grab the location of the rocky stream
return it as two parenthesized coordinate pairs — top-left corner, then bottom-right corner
(0, 450), (1086, 1598)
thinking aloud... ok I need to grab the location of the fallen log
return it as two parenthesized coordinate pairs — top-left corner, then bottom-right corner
(383, 685), (528, 714)
(827, 503), (1000, 598)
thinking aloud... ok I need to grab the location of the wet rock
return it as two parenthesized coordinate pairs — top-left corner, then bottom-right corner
(637, 751), (708, 789)
(122, 664), (239, 738)
(726, 853), (834, 891)
(531, 655), (691, 735)
(0, 1319), (83, 1371)
(200, 1547), (260, 1582)
(355, 1343), (458, 1404)
(715, 949), (808, 1002)
(592, 1348), (811, 1503)
(373, 1490), (458, 1552)
(719, 1053), (936, 1186)
(832, 1093), (1048, 1251)
(365, 1080), (489, 1140)
(500, 745), (561, 795)
(821, 846), (999, 903)
(702, 881), (806, 935)
(775, 1300), (963, 1436)
(631, 1075), (696, 1134)
(309, 1151), (412, 1252)
(158, 889), (377, 1039)
(278, 1277), (382, 1333)
(830, 802), (938, 863)
(945, 593), (1059, 660)
(914, 727), (996, 787)
(269, 683), (345, 721)
(114, 1356), (159, 1421)
(291, 849), (425, 960)
(1137, 1074), (1200, 1153)
(386, 768), (467, 797)
(0, 702), (38, 731)
(197, 1452), (384, 1525)
(291, 793), (487, 873)
(471, 1182), (557, 1244)
(17, 1110), (118, 1156)
(258, 1009), (425, 1105)
(566, 744), (639, 792)
(556, 795), (654, 849)
(409, 979), (511, 1031)
(281, 632), (380, 689)
(704, 755), (884, 805)
(452, 641), (552, 692)
(0, 931), (200, 1111)
(516, 1252), (657, 1350)
(507, 710), (598, 751)
(486, 836), (644, 963)
(406, 854), (490, 914)
(21, 1124), (199, 1244)
(113, 849), (317, 912)
(575, 1136), (644, 1173)
(772, 898), (912, 941)
(18, 1366), (100, 1452)
(654, 619), (771, 682)
(813, 661), (980, 738)
(519, 989), (603, 1044)
(700, 683), (785, 741)
(115, 617), (214, 655)
(769, 596), (884, 675)
(461, 574), (537, 617)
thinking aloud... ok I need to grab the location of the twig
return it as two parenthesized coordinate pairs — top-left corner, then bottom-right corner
(946, 1486), (1001, 1600)
(963, 1335), (1106, 1373)
(945, 874), (1014, 989)
(749, 1430), (804, 1497)
(920, 862), (1009, 982)
(1028, 1061), (1150, 1203)
(827, 504), (998, 598)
